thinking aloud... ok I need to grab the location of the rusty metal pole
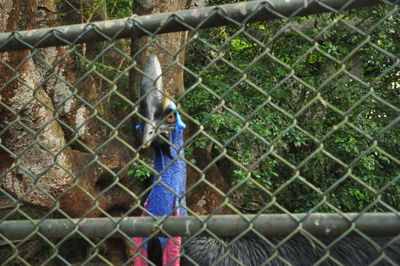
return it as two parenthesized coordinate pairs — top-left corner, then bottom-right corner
(1, 213), (399, 240)
(0, 0), (385, 52)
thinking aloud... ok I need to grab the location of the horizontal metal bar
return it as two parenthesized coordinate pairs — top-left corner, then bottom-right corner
(0, 0), (385, 52)
(1, 213), (399, 240)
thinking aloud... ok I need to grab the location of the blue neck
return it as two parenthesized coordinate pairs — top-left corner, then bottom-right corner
(145, 126), (187, 217)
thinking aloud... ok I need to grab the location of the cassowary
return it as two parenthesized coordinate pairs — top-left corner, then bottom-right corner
(133, 55), (400, 266)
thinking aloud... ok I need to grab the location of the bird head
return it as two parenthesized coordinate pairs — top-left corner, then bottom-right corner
(136, 55), (185, 149)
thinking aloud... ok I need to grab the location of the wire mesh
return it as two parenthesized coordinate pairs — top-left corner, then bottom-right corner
(0, 0), (399, 265)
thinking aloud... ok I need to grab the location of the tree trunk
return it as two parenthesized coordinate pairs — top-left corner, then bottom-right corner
(131, 0), (190, 98)
(0, 0), (139, 218)
(0, 0), (228, 222)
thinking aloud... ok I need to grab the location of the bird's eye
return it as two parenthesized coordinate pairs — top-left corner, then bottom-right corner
(166, 113), (176, 123)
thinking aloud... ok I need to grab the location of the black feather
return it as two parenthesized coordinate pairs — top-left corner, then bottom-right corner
(181, 236), (400, 265)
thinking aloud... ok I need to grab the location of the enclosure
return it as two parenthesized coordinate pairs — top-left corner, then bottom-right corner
(0, 0), (399, 265)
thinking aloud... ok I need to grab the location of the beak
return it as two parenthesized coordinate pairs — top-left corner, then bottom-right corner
(142, 123), (155, 148)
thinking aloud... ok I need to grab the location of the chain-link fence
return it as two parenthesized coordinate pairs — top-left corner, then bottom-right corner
(0, 0), (400, 265)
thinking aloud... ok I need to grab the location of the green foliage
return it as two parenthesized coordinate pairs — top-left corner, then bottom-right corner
(128, 159), (153, 183)
(185, 5), (400, 213)
(57, 0), (133, 21)
(105, 0), (134, 19)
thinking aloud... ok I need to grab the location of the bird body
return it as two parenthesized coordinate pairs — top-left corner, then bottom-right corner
(134, 55), (400, 266)
(133, 55), (187, 266)
(182, 236), (400, 265)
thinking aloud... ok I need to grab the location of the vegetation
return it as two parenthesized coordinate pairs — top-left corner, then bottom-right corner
(184, 4), (400, 213)
(56, 0), (133, 20)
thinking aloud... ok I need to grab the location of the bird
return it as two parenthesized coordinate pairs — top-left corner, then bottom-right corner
(132, 55), (400, 266)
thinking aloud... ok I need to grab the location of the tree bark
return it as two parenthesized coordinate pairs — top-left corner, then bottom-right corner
(0, 0), (139, 218)
(0, 0), (228, 220)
